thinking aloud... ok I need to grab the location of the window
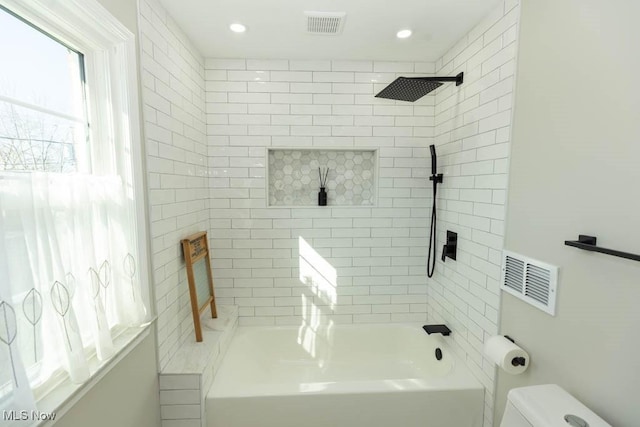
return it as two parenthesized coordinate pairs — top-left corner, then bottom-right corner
(0, 0), (150, 420)
(0, 8), (88, 173)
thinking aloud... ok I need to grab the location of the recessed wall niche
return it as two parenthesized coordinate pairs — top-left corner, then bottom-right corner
(268, 149), (377, 207)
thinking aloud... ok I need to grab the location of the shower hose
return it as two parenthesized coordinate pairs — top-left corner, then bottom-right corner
(427, 175), (437, 278)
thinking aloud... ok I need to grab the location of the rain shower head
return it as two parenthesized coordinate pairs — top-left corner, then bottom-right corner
(375, 72), (464, 102)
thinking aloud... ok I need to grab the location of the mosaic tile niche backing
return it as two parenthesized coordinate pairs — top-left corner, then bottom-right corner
(268, 149), (376, 207)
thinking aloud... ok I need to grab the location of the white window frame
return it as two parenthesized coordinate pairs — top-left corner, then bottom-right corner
(0, 0), (153, 421)
(0, 11), (89, 174)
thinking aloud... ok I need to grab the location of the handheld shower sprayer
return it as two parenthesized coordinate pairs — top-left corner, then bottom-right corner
(429, 145), (443, 184)
(427, 145), (442, 278)
(430, 144), (437, 176)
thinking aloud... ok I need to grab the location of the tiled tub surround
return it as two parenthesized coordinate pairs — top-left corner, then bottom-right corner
(268, 149), (376, 207)
(139, 0), (210, 370)
(206, 59), (438, 328)
(140, 0), (519, 425)
(159, 305), (238, 427)
(426, 1), (520, 427)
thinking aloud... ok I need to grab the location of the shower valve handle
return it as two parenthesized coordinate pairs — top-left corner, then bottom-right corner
(441, 231), (458, 262)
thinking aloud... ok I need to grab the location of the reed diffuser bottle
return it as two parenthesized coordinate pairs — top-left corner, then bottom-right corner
(318, 167), (328, 206)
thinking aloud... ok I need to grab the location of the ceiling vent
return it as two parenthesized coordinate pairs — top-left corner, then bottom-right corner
(501, 250), (559, 316)
(305, 11), (346, 35)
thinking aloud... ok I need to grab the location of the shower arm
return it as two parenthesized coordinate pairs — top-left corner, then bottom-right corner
(405, 72), (464, 86)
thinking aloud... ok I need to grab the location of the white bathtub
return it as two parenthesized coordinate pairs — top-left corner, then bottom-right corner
(206, 324), (484, 427)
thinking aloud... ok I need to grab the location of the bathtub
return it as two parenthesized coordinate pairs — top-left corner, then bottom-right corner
(206, 323), (484, 427)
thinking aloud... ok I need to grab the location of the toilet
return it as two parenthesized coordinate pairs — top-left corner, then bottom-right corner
(501, 384), (611, 427)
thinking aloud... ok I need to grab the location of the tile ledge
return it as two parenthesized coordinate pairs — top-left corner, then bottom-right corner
(161, 305), (239, 375)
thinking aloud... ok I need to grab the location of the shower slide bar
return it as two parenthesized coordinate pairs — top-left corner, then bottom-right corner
(564, 235), (640, 262)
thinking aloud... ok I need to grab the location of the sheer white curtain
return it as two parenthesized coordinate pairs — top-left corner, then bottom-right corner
(0, 172), (146, 412)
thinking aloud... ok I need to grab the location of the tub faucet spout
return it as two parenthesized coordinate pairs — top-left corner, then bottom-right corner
(422, 324), (451, 336)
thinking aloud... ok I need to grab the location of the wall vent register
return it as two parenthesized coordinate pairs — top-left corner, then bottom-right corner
(501, 250), (559, 316)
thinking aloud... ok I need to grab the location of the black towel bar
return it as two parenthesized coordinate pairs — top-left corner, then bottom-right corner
(564, 235), (640, 262)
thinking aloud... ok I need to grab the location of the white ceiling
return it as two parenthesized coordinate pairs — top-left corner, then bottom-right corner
(157, 0), (502, 62)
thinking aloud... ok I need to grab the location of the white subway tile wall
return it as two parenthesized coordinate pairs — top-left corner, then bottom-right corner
(205, 58), (436, 329)
(158, 306), (239, 427)
(139, 0), (209, 370)
(158, 374), (202, 427)
(428, 2), (519, 427)
(139, 0), (518, 425)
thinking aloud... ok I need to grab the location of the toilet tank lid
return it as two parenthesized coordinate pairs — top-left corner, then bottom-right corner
(507, 384), (611, 427)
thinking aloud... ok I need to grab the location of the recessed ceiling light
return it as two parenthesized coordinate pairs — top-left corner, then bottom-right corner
(396, 29), (412, 39)
(230, 23), (246, 33)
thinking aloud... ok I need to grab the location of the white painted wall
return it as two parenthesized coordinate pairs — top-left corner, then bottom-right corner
(54, 332), (161, 427)
(138, 0), (209, 369)
(496, 0), (640, 426)
(426, 2), (519, 426)
(205, 58), (436, 326)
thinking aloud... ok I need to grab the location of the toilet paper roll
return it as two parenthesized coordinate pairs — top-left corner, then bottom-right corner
(484, 336), (529, 375)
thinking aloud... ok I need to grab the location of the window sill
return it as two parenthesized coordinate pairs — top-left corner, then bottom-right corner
(34, 320), (155, 426)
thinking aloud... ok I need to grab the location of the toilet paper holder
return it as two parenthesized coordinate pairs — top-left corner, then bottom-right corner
(504, 335), (527, 367)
